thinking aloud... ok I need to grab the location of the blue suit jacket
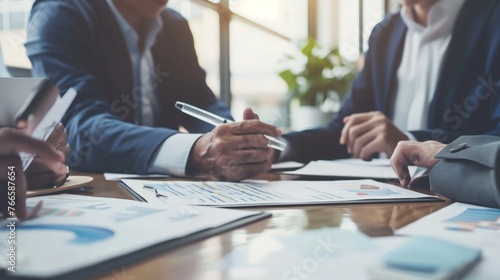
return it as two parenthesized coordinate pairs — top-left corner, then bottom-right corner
(283, 0), (500, 163)
(26, 0), (232, 174)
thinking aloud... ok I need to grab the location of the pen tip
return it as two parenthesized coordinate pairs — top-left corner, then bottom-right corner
(175, 102), (184, 110)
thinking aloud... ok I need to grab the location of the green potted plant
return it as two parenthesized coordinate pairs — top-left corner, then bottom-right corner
(279, 38), (355, 130)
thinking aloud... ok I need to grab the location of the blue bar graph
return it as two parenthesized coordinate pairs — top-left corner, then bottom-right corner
(445, 208), (500, 232)
(446, 208), (500, 223)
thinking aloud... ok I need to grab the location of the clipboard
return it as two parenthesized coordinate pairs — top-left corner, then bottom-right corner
(26, 176), (94, 197)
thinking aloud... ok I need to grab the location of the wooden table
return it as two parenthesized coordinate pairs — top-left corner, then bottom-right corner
(66, 171), (450, 280)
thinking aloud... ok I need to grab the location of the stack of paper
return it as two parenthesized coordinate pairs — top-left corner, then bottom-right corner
(282, 159), (426, 180)
(104, 173), (170, 181)
(270, 161), (304, 171)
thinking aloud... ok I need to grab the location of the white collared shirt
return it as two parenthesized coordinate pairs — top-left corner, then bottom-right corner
(107, 0), (202, 176)
(392, 0), (466, 135)
(107, 0), (162, 126)
(280, 0), (467, 161)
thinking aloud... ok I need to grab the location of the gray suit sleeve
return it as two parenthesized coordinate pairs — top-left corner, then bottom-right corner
(429, 135), (500, 208)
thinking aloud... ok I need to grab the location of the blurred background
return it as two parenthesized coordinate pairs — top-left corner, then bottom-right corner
(0, 0), (400, 129)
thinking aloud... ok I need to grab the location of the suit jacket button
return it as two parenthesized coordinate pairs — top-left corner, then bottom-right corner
(450, 143), (468, 153)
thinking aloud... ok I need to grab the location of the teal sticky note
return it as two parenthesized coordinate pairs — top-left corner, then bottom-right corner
(384, 236), (481, 273)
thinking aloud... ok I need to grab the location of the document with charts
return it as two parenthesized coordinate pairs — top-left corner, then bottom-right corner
(397, 203), (500, 280)
(121, 179), (441, 208)
(0, 194), (268, 278)
(398, 203), (500, 245)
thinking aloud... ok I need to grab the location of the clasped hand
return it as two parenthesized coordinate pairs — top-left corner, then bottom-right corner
(340, 111), (408, 159)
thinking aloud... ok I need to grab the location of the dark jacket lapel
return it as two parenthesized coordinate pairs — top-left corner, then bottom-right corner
(429, 0), (498, 127)
(90, 0), (134, 121)
(382, 16), (407, 117)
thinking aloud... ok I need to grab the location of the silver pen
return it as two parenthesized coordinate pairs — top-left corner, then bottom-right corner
(175, 101), (286, 151)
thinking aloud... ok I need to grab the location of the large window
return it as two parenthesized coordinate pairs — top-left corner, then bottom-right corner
(0, 0), (31, 31)
(229, 0), (307, 126)
(0, 0), (398, 126)
(170, 0), (396, 126)
(0, 0), (33, 76)
(339, 0), (399, 61)
(170, 0), (308, 126)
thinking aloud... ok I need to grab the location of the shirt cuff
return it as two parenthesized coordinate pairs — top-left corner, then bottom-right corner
(148, 133), (203, 177)
(404, 131), (417, 142)
(278, 138), (293, 162)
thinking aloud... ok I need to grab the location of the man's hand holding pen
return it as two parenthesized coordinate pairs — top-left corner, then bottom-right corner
(188, 108), (281, 182)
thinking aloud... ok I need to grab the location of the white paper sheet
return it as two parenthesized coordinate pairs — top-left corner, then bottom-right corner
(121, 179), (438, 207)
(104, 173), (170, 181)
(270, 161), (304, 170)
(397, 203), (500, 246)
(397, 203), (500, 280)
(20, 88), (77, 169)
(283, 159), (426, 180)
(0, 194), (263, 277)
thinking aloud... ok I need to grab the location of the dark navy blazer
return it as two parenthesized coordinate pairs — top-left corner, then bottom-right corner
(283, 0), (500, 163)
(26, 0), (232, 174)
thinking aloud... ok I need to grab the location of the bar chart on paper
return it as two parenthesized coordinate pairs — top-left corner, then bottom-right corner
(342, 184), (400, 197)
(35, 208), (85, 217)
(121, 179), (442, 207)
(445, 208), (500, 232)
(397, 203), (500, 280)
(398, 203), (500, 240)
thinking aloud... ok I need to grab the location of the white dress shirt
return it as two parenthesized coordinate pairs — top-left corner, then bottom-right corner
(107, 0), (202, 176)
(392, 0), (466, 137)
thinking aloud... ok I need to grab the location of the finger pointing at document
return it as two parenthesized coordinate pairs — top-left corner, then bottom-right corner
(390, 141), (445, 187)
